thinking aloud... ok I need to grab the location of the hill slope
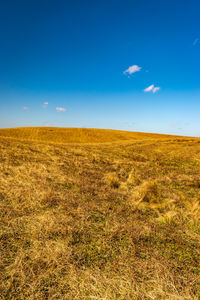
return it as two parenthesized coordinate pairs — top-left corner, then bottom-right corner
(0, 127), (189, 144)
(0, 128), (199, 299)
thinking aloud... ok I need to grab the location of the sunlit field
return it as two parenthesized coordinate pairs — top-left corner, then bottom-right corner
(0, 128), (199, 299)
(0, 127), (182, 144)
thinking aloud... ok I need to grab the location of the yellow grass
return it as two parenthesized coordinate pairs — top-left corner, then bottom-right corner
(0, 126), (187, 144)
(0, 127), (199, 299)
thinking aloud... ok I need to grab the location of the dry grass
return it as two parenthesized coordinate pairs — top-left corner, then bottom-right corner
(0, 128), (200, 299)
(0, 127), (186, 144)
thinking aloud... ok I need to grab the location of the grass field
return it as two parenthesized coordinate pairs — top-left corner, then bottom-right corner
(0, 127), (183, 144)
(0, 127), (200, 299)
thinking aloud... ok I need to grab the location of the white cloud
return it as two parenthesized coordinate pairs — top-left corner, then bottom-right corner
(43, 102), (48, 108)
(23, 106), (29, 111)
(43, 122), (51, 126)
(56, 107), (66, 112)
(144, 84), (160, 93)
(193, 38), (199, 46)
(123, 65), (141, 75)
(144, 84), (154, 92)
(170, 123), (177, 128)
(152, 86), (160, 93)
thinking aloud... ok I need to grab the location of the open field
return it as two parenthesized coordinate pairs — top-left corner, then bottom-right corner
(0, 127), (184, 144)
(0, 128), (200, 299)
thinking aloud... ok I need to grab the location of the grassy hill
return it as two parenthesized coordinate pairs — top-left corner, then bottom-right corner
(0, 126), (187, 144)
(0, 128), (199, 299)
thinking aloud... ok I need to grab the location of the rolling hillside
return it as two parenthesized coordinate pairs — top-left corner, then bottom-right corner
(0, 128), (199, 299)
(0, 127), (188, 144)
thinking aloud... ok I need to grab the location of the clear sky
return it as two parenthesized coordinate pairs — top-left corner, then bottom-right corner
(0, 0), (200, 136)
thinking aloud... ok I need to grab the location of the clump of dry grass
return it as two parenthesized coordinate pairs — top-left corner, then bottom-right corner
(0, 129), (200, 299)
(105, 172), (121, 189)
(131, 180), (159, 204)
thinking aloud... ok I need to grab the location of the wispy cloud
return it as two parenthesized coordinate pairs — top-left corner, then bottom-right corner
(43, 102), (48, 108)
(123, 65), (141, 75)
(170, 123), (177, 128)
(144, 84), (154, 92)
(56, 107), (66, 112)
(43, 122), (51, 126)
(23, 106), (29, 111)
(152, 86), (160, 93)
(144, 84), (160, 93)
(193, 38), (199, 46)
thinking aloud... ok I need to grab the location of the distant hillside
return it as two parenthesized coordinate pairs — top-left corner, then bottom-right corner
(0, 127), (191, 144)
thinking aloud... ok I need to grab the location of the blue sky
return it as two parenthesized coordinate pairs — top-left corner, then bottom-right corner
(0, 0), (200, 136)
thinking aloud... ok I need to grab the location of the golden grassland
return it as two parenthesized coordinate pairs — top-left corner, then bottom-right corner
(0, 127), (200, 299)
(0, 127), (185, 144)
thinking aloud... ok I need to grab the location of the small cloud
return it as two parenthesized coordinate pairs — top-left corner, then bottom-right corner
(23, 106), (29, 111)
(123, 65), (141, 75)
(144, 84), (160, 93)
(193, 38), (199, 46)
(170, 123), (177, 128)
(43, 102), (48, 108)
(152, 87), (160, 93)
(43, 122), (51, 127)
(56, 107), (66, 112)
(144, 84), (154, 92)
